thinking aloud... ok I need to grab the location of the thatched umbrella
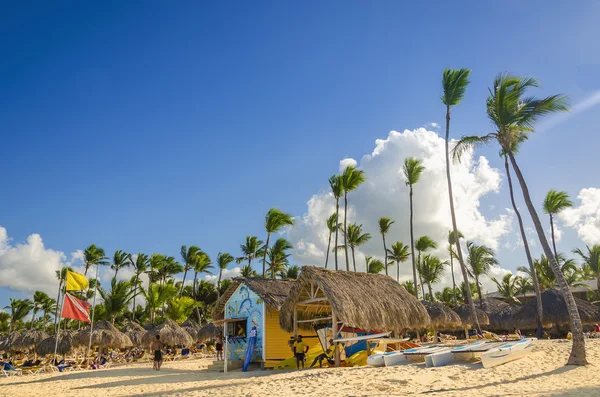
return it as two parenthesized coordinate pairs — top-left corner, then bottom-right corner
(421, 300), (461, 343)
(181, 320), (201, 340)
(141, 319), (194, 347)
(198, 322), (219, 341)
(453, 304), (490, 339)
(13, 330), (49, 356)
(0, 331), (22, 354)
(512, 289), (600, 330)
(35, 332), (75, 357)
(487, 304), (519, 331)
(121, 322), (148, 346)
(74, 320), (133, 350)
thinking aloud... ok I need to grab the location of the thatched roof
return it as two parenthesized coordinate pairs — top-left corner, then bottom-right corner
(0, 331), (22, 351)
(421, 301), (462, 330)
(478, 298), (511, 314)
(512, 289), (600, 329)
(213, 278), (295, 321)
(181, 320), (201, 340)
(13, 330), (49, 350)
(141, 319), (194, 347)
(121, 322), (148, 346)
(74, 320), (133, 349)
(35, 333), (75, 356)
(198, 322), (219, 340)
(487, 304), (519, 331)
(280, 266), (430, 332)
(453, 304), (490, 327)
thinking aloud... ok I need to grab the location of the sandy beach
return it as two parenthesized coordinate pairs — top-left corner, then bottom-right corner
(2, 340), (599, 396)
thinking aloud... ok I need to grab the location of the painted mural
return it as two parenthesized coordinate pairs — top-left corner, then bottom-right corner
(224, 283), (264, 361)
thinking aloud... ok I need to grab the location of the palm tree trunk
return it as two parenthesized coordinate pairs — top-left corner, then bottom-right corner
(132, 274), (138, 322)
(180, 267), (189, 297)
(428, 283), (434, 302)
(475, 276), (484, 309)
(262, 233), (271, 278)
(325, 230), (332, 269)
(335, 198), (340, 271)
(351, 247), (357, 273)
(409, 185), (419, 298)
(193, 271), (201, 323)
(344, 192), (350, 272)
(30, 308), (38, 330)
(114, 268), (119, 281)
(217, 270), (223, 297)
(396, 259), (400, 283)
(445, 105), (480, 333)
(507, 149), (587, 365)
(417, 251), (426, 299)
(382, 234), (388, 276)
(550, 214), (559, 260)
(450, 253), (457, 306)
(504, 156), (543, 336)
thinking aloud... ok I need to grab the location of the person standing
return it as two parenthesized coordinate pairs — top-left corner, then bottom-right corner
(215, 332), (224, 361)
(293, 335), (309, 369)
(151, 335), (164, 371)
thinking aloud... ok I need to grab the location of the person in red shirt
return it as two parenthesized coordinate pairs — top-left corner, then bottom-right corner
(594, 324), (600, 333)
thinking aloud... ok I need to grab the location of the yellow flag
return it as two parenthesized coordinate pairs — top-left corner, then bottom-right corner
(65, 270), (89, 291)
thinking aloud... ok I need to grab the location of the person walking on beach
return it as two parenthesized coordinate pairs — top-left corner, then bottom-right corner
(215, 332), (224, 361)
(151, 335), (164, 371)
(293, 335), (309, 369)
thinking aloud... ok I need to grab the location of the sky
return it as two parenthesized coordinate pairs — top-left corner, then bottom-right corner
(1, 1), (600, 310)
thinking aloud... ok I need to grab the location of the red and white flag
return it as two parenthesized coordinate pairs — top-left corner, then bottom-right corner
(61, 293), (91, 323)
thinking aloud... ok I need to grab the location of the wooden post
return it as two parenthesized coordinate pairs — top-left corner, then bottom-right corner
(332, 310), (340, 367)
(293, 305), (298, 339)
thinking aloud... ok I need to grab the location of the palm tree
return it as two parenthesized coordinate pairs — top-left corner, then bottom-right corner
(165, 296), (198, 324)
(344, 223), (371, 272)
(180, 245), (201, 297)
(453, 74), (586, 365)
(418, 255), (447, 301)
(191, 251), (212, 321)
(241, 264), (258, 277)
(131, 253), (149, 321)
(4, 298), (33, 332)
(98, 280), (136, 324)
(262, 208), (295, 277)
(403, 157), (425, 298)
(266, 238), (293, 278)
(447, 230), (464, 306)
(378, 217), (395, 276)
(156, 256), (184, 286)
(574, 245), (600, 292)
(31, 291), (50, 330)
(111, 250), (132, 281)
(365, 256), (385, 274)
(325, 213), (340, 269)
(279, 265), (300, 279)
(435, 287), (458, 307)
(144, 281), (178, 324)
(543, 190), (573, 260)
(386, 241), (410, 283)
(491, 274), (522, 304)
(341, 166), (366, 271)
(83, 244), (108, 276)
(519, 254), (584, 290)
(442, 68), (481, 332)
(216, 252), (235, 292)
(466, 242), (499, 308)
(236, 236), (264, 272)
(329, 175), (343, 270)
(415, 236), (437, 298)
(40, 296), (56, 330)
(401, 280), (416, 296)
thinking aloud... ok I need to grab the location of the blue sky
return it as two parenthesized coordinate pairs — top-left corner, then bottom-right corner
(1, 1), (599, 309)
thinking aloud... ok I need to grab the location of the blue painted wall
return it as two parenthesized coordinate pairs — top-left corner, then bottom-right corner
(224, 283), (264, 361)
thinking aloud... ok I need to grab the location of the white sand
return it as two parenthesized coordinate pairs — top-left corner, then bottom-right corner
(3, 340), (600, 396)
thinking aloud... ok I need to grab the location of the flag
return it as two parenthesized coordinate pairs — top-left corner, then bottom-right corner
(61, 293), (91, 323)
(65, 270), (89, 291)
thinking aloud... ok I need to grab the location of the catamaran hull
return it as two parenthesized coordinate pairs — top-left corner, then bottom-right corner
(383, 352), (409, 367)
(481, 339), (535, 368)
(425, 348), (451, 367)
(366, 353), (386, 367)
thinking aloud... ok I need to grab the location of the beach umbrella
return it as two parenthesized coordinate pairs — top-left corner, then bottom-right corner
(141, 319), (194, 347)
(13, 330), (50, 353)
(35, 332), (75, 357)
(421, 301), (462, 330)
(486, 304), (520, 331)
(0, 331), (22, 354)
(121, 321), (148, 346)
(181, 320), (201, 341)
(453, 304), (490, 339)
(74, 320), (133, 350)
(511, 289), (600, 330)
(198, 322), (219, 340)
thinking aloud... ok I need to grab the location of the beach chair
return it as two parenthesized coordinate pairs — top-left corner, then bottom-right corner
(2, 365), (23, 377)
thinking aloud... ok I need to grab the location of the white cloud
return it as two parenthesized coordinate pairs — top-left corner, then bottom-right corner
(339, 158), (357, 172)
(424, 122), (440, 129)
(203, 267), (242, 284)
(559, 188), (600, 245)
(288, 128), (513, 286)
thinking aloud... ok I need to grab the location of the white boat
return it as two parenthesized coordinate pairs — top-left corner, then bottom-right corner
(452, 341), (506, 362)
(383, 351), (410, 367)
(426, 341), (485, 368)
(403, 346), (448, 363)
(480, 338), (535, 368)
(366, 352), (386, 367)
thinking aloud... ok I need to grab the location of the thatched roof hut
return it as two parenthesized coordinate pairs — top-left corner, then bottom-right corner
(421, 301), (461, 330)
(280, 266), (430, 333)
(35, 332), (75, 356)
(141, 319), (194, 347)
(13, 330), (49, 351)
(121, 322), (148, 346)
(74, 320), (133, 349)
(478, 298), (511, 313)
(0, 331), (22, 352)
(512, 289), (600, 329)
(198, 322), (219, 340)
(181, 320), (201, 340)
(453, 304), (490, 327)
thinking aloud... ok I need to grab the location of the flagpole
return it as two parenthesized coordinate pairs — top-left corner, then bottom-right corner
(87, 263), (99, 360)
(53, 276), (63, 336)
(53, 290), (66, 363)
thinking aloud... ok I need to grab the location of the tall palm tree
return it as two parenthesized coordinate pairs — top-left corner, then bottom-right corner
(236, 236), (264, 272)
(343, 223), (371, 272)
(83, 244), (108, 276)
(216, 252), (235, 292)
(453, 74), (586, 365)
(378, 217), (395, 276)
(98, 279), (136, 324)
(40, 296), (56, 330)
(341, 166), (366, 271)
(418, 255), (447, 301)
(519, 254), (584, 290)
(515, 276), (532, 299)
(435, 287), (458, 307)
(491, 274), (522, 304)
(442, 68), (480, 332)
(403, 157), (425, 298)
(415, 236), (437, 298)
(386, 241), (410, 283)
(447, 230), (464, 306)
(262, 208), (295, 277)
(279, 265), (300, 280)
(325, 213), (340, 269)
(180, 245), (201, 297)
(543, 190), (573, 260)
(267, 238), (293, 278)
(401, 280), (416, 296)
(131, 253), (149, 321)
(241, 264), (258, 277)
(365, 256), (385, 274)
(573, 245), (600, 292)
(111, 250), (132, 281)
(329, 175), (343, 270)
(31, 291), (50, 330)
(4, 298), (33, 332)
(466, 241), (499, 308)
(191, 251), (212, 321)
